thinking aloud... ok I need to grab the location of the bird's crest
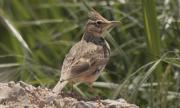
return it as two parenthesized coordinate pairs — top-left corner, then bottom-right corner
(88, 9), (109, 22)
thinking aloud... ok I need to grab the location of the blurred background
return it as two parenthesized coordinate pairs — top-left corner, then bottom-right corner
(0, 0), (180, 107)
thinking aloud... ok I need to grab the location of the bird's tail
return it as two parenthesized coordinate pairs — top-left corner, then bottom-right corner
(53, 80), (68, 95)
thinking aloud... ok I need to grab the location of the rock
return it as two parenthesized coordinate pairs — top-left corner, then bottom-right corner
(0, 81), (139, 108)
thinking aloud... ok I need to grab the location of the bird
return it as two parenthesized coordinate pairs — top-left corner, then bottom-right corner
(53, 9), (119, 95)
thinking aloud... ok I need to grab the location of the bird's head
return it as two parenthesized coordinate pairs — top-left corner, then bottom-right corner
(85, 9), (119, 36)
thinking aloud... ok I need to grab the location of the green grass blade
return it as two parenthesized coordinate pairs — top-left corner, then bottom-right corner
(0, 14), (32, 53)
(142, 0), (163, 77)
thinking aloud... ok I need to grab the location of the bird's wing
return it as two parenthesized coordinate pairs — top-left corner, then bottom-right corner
(61, 41), (109, 81)
(71, 59), (91, 75)
(70, 57), (108, 77)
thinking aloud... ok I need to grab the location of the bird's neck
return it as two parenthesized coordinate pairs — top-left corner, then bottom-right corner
(82, 32), (105, 46)
(82, 32), (111, 57)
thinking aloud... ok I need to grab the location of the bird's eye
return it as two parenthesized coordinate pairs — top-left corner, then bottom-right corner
(96, 20), (103, 25)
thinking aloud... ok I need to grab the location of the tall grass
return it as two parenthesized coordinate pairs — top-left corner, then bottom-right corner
(142, 0), (163, 77)
(0, 0), (180, 107)
(142, 0), (163, 107)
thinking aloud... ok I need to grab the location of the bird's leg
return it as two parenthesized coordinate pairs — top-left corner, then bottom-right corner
(68, 82), (75, 97)
(71, 83), (74, 93)
(87, 83), (101, 103)
(88, 83), (95, 93)
(73, 83), (87, 99)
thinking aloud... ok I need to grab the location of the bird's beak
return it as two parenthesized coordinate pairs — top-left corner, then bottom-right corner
(109, 21), (120, 28)
(104, 21), (120, 30)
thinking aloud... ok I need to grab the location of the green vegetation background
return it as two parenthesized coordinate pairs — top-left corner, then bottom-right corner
(0, 0), (180, 107)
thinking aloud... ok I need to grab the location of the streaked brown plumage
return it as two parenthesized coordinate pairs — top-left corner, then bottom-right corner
(53, 9), (119, 95)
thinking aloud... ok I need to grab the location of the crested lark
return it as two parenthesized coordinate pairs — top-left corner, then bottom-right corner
(53, 9), (119, 95)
